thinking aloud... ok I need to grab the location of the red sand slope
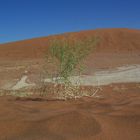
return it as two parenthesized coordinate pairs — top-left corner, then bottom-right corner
(0, 28), (140, 60)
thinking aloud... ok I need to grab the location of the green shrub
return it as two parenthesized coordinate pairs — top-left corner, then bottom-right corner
(42, 35), (99, 98)
(46, 36), (98, 83)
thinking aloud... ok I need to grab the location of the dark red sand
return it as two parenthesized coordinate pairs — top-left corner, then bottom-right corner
(0, 83), (140, 140)
(0, 28), (140, 60)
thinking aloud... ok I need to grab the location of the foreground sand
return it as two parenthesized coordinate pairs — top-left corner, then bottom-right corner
(0, 83), (139, 140)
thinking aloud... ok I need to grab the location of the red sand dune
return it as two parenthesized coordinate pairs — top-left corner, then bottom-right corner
(0, 28), (140, 60)
(0, 28), (140, 140)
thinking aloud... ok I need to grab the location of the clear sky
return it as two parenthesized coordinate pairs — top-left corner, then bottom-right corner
(0, 0), (140, 43)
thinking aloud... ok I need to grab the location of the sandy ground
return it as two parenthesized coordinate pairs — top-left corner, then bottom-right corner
(0, 28), (140, 140)
(45, 64), (140, 86)
(0, 63), (139, 140)
(0, 52), (140, 89)
(0, 83), (140, 140)
(12, 75), (35, 90)
(0, 64), (139, 90)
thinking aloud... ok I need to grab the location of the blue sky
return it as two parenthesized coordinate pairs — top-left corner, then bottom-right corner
(0, 0), (140, 43)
